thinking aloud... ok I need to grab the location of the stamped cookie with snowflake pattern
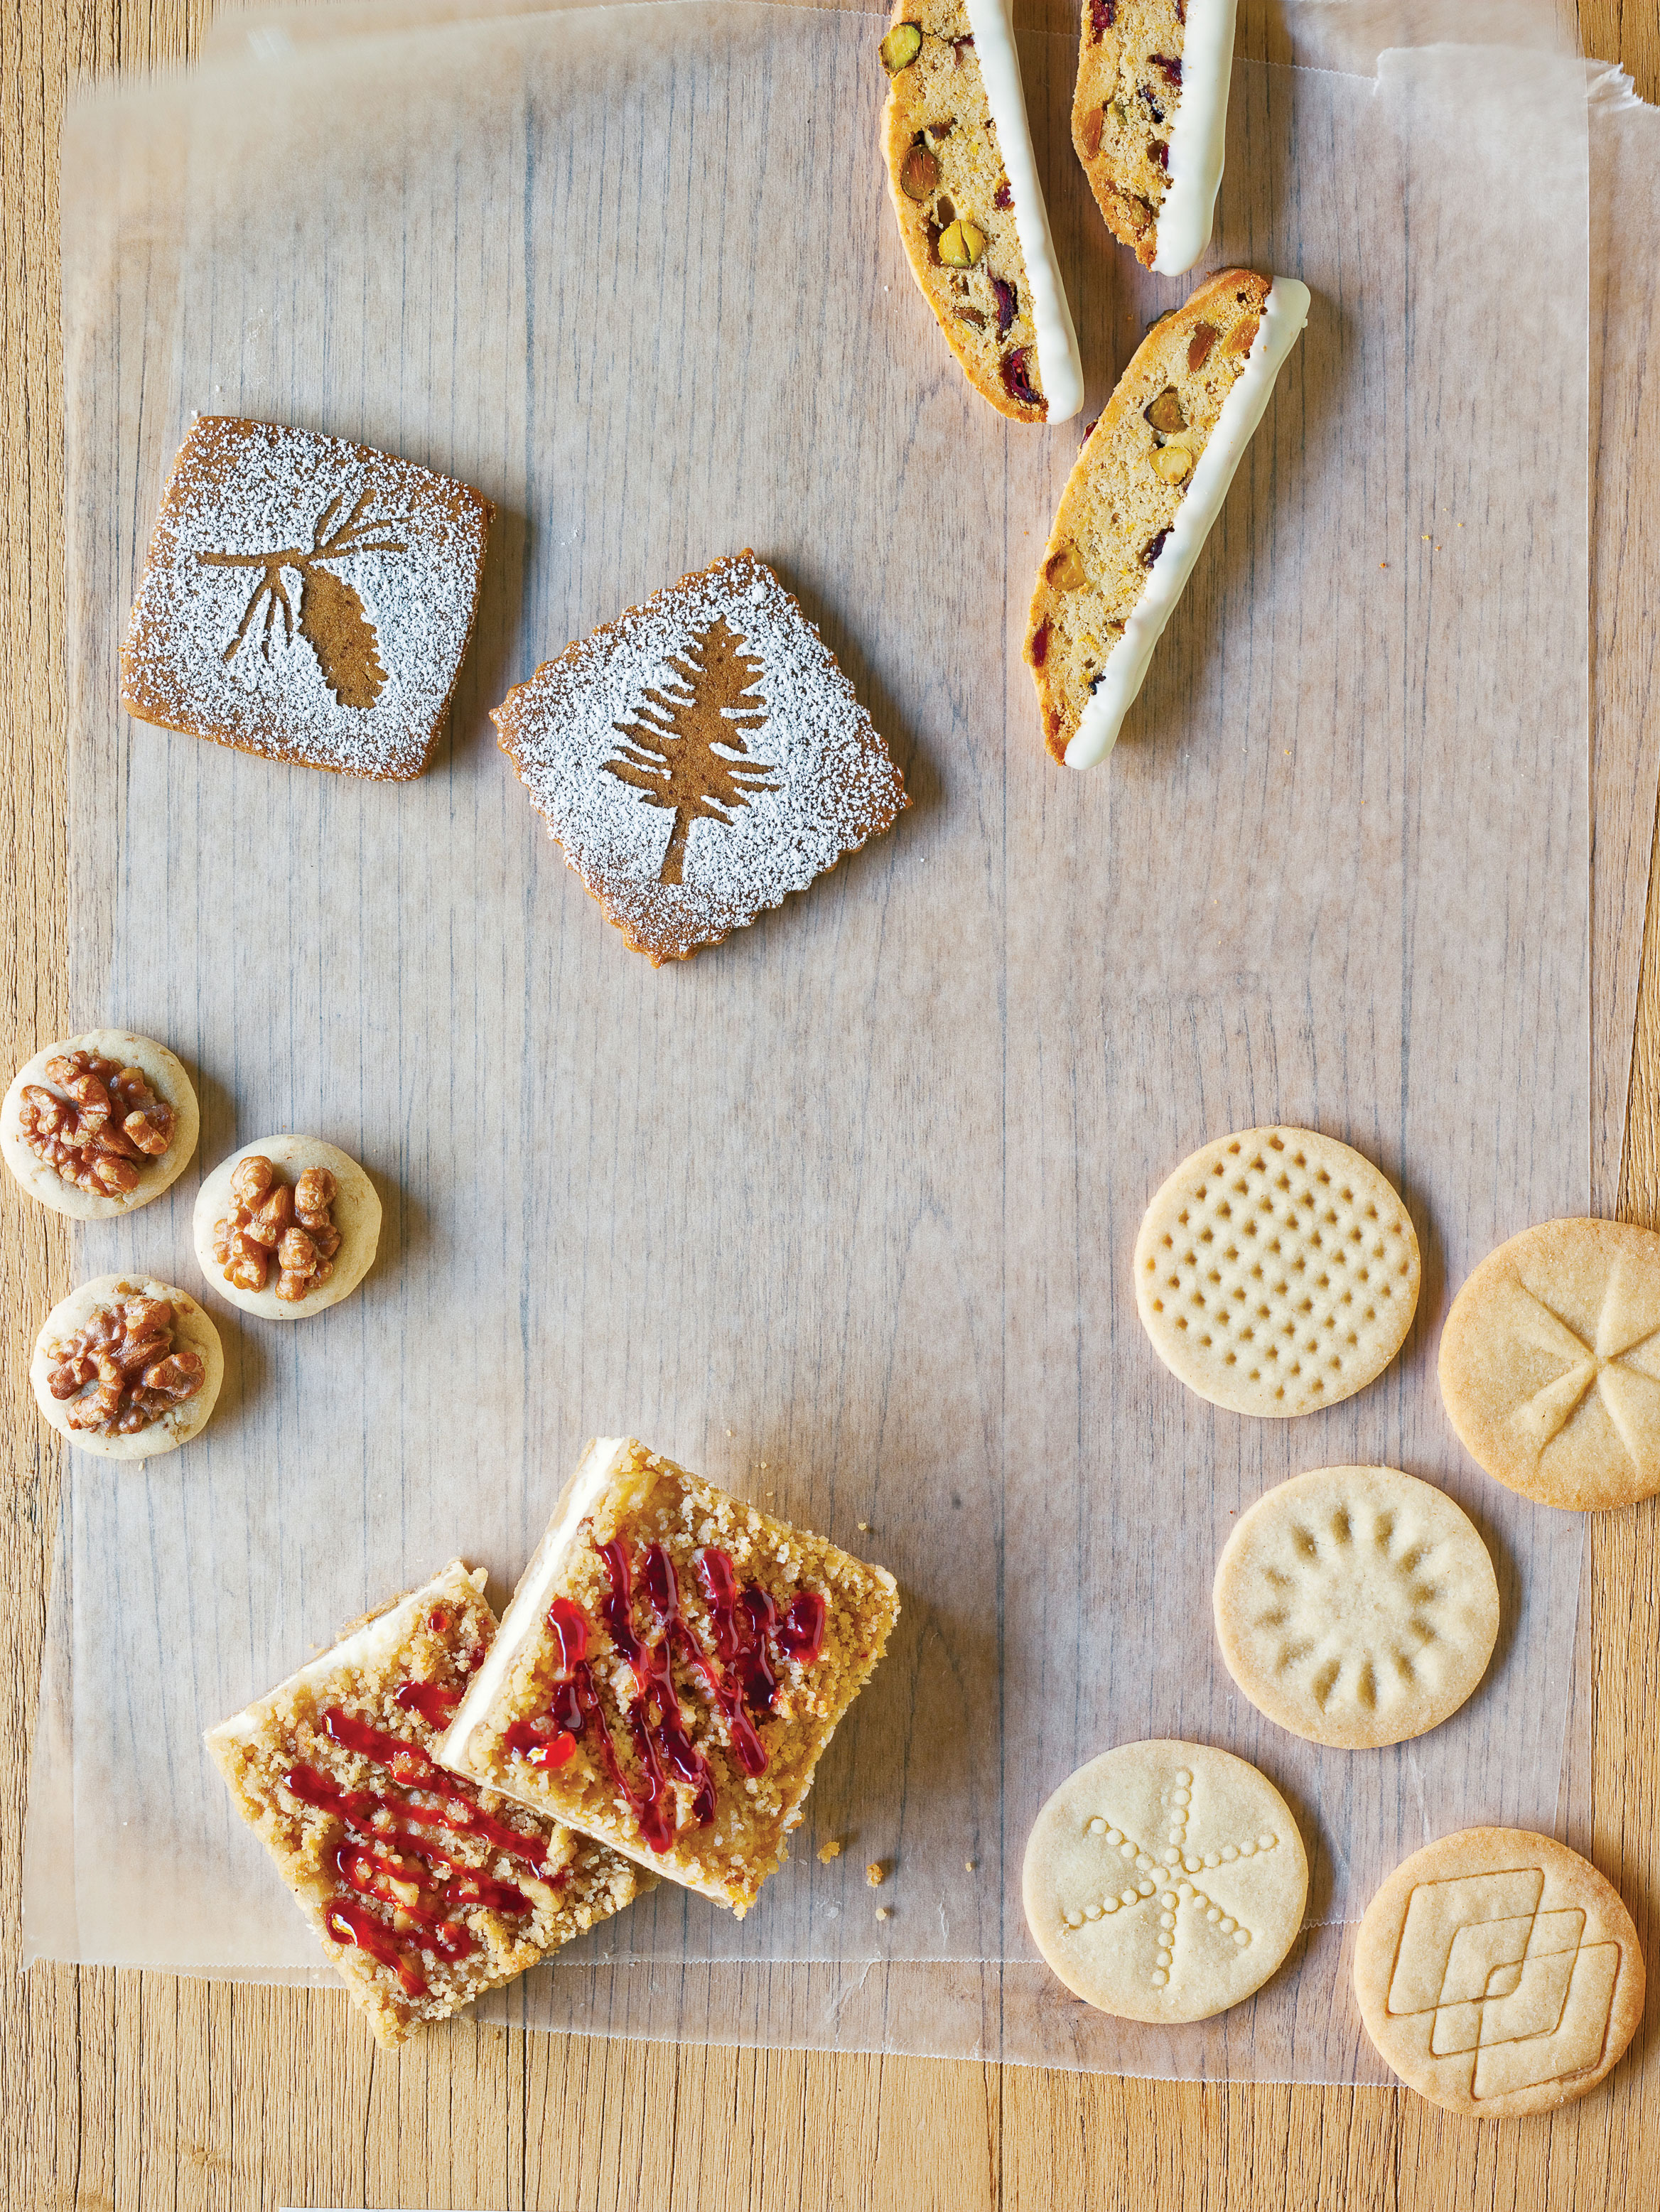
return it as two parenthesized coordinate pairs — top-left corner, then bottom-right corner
(1023, 1739), (1308, 2022)
(120, 417), (492, 780)
(491, 552), (907, 965)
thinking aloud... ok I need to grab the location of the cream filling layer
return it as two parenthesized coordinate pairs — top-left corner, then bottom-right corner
(205, 1560), (481, 1747)
(1151, 0), (1239, 277)
(965, 0), (1084, 422)
(438, 1436), (635, 1774)
(1065, 275), (1310, 772)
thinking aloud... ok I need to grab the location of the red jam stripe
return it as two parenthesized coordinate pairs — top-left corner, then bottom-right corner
(505, 1536), (827, 1855)
(287, 1688), (550, 2001)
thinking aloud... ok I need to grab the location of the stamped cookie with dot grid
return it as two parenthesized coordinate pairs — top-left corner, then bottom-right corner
(119, 416), (492, 779)
(1439, 1217), (1660, 1510)
(1354, 1828), (1644, 2117)
(1213, 1467), (1499, 1749)
(1023, 1740), (1308, 2023)
(1135, 1126), (1421, 1417)
(491, 551), (908, 965)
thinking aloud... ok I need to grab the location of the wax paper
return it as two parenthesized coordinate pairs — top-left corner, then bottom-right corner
(31, 0), (1610, 2080)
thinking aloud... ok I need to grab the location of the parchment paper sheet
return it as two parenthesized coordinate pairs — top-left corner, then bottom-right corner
(31, 0), (1603, 2079)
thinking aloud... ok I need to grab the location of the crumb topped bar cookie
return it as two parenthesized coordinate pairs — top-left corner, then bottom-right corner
(881, 0), (1083, 422)
(31, 1274), (222, 1460)
(492, 552), (907, 965)
(1073, 0), (1237, 273)
(1025, 269), (1308, 766)
(441, 1439), (902, 1914)
(206, 1560), (650, 2046)
(120, 416), (492, 779)
(1, 1030), (198, 1218)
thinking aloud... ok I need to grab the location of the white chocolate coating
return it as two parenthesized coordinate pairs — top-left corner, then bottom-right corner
(1, 1030), (199, 1219)
(1065, 275), (1310, 770)
(1151, 0), (1239, 277)
(30, 1274), (224, 1461)
(193, 1134), (382, 1320)
(965, 0), (1084, 423)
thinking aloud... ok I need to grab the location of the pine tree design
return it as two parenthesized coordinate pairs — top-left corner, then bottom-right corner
(603, 616), (780, 885)
(198, 489), (409, 708)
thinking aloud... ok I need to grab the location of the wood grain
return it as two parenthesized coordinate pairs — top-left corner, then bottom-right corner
(4, 1), (1657, 2205)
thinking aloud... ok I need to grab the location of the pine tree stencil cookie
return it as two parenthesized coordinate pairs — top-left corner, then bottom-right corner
(493, 553), (908, 965)
(121, 417), (492, 780)
(603, 616), (780, 885)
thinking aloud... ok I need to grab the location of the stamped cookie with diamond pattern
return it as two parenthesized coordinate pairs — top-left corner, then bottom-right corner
(1355, 1828), (1644, 2117)
(1213, 1467), (1499, 1749)
(1134, 1126), (1421, 1418)
(1023, 1739), (1308, 2023)
(1439, 1218), (1660, 1511)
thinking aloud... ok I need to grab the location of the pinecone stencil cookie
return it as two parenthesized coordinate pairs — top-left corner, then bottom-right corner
(492, 552), (908, 965)
(120, 417), (492, 780)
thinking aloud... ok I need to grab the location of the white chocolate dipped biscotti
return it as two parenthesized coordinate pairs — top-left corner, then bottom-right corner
(881, 0), (1084, 424)
(1025, 269), (1308, 767)
(1073, 0), (1238, 274)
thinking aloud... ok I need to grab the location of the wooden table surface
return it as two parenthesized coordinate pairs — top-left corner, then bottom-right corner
(5, 1), (1659, 2204)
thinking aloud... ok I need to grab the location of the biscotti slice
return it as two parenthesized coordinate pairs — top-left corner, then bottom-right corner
(121, 416), (491, 779)
(880, 0), (1084, 423)
(1073, 0), (1238, 273)
(441, 1439), (902, 1916)
(492, 551), (907, 964)
(1025, 269), (1308, 767)
(205, 1560), (651, 2046)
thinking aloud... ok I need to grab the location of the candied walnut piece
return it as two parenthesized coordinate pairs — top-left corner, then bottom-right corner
(47, 1292), (204, 1437)
(17, 1050), (176, 1198)
(214, 1156), (340, 1302)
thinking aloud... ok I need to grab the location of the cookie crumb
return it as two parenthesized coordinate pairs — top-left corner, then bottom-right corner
(875, 1906), (891, 1922)
(965, 1859), (976, 1872)
(818, 1840), (843, 1863)
(866, 1860), (885, 1887)
(857, 1521), (871, 1532)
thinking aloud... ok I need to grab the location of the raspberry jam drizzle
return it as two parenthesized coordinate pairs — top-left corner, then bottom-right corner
(504, 1540), (828, 1856)
(289, 1703), (551, 2000)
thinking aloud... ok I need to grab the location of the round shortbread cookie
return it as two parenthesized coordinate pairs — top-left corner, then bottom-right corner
(31, 1274), (224, 1460)
(1354, 1828), (1644, 2117)
(1, 1030), (199, 1219)
(1438, 1217), (1660, 1511)
(193, 1135), (382, 1320)
(1134, 1126), (1421, 1418)
(1212, 1467), (1499, 1749)
(1023, 1739), (1308, 2024)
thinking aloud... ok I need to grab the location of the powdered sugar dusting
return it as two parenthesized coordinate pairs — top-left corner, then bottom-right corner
(493, 553), (908, 962)
(119, 417), (492, 780)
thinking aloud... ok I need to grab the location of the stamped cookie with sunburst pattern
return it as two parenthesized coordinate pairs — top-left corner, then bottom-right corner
(1212, 1467), (1499, 1749)
(1133, 1126), (1421, 1418)
(1439, 1217), (1660, 1511)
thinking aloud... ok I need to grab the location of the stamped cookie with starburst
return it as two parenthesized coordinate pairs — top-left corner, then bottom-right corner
(491, 551), (907, 965)
(1439, 1218), (1660, 1511)
(1022, 1739), (1308, 2022)
(1212, 1467), (1499, 1749)
(120, 416), (492, 779)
